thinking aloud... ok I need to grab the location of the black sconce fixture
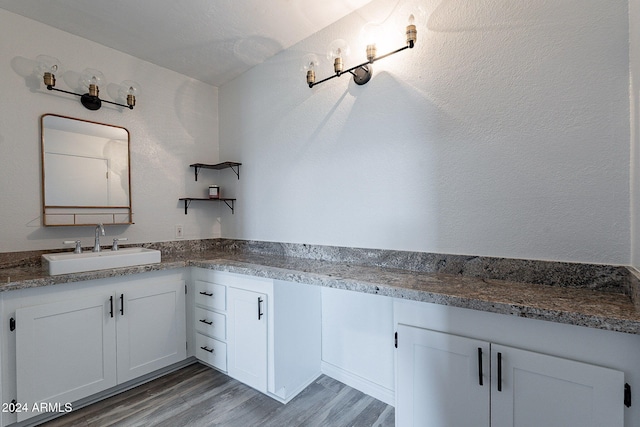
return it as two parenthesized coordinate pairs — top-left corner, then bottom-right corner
(36, 55), (139, 110)
(303, 13), (417, 88)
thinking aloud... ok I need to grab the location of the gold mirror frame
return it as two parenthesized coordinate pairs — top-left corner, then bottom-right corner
(41, 114), (133, 226)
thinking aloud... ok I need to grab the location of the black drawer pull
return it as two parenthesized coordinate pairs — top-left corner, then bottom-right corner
(200, 346), (214, 353)
(199, 319), (213, 325)
(199, 291), (213, 297)
(109, 295), (114, 318)
(478, 347), (483, 386)
(497, 352), (503, 392)
(120, 293), (124, 316)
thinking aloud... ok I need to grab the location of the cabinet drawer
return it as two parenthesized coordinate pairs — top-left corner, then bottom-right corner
(195, 306), (226, 340)
(196, 333), (227, 371)
(195, 280), (226, 311)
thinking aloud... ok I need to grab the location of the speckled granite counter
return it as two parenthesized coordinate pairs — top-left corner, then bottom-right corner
(188, 253), (640, 334)
(1, 240), (639, 335)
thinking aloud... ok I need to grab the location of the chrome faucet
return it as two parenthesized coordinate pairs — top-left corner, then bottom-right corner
(112, 237), (128, 251)
(63, 240), (83, 254)
(93, 223), (105, 252)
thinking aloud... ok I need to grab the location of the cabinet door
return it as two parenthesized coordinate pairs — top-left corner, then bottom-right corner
(16, 294), (117, 422)
(491, 344), (624, 427)
(396, 324), (490, 427)
(227, 286), (268, 392)
(116, 280), (186, 383)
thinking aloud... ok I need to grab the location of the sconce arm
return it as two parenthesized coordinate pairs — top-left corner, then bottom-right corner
(46, 85), (133, 109)
(308, 44), (412, 89)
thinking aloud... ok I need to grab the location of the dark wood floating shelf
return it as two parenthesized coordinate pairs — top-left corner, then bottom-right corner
(190, 162), (241, 181)
(179, 198), (236, 214)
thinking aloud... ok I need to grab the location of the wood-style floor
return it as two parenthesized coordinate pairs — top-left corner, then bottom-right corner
(39, 363), (395, 427)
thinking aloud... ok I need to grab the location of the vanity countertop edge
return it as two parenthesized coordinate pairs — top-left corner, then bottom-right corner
(1, 249), (639, 335)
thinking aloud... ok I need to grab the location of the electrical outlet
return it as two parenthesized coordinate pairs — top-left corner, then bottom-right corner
(175, 225), (184, 239)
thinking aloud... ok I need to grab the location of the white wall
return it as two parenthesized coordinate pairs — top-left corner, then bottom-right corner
(321, 287), (394, 405)
(219, 0), (631, 265)
(631, 0), (640, 270)
(0, 9), (221, 253)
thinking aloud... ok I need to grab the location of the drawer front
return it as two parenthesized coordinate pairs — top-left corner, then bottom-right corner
(196, 333), (227, 371)
(195, 280), (226, 311)
(195, 306), (226, 340)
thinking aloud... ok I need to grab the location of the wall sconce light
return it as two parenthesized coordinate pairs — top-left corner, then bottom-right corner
(304, 13), (417, 88)
(35, 55), (139, 110)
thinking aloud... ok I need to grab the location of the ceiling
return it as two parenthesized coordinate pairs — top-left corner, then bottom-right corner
(0, 0), (374, 87)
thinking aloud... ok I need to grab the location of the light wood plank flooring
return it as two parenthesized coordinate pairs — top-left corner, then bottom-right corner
(39, 363), (394, 427)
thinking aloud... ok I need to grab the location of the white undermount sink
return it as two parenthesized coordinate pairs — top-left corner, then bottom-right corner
(42, 247), (161, 275)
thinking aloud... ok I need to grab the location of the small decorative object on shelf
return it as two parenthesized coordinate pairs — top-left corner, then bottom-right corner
(209, 185), (220, 199)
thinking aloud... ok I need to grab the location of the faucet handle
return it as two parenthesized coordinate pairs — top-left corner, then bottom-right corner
(63, 240), (82, 254)
(112, 238), (128, 251)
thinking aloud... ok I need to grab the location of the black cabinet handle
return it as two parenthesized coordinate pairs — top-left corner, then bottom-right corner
(258, 297), (264, 320)
(200, 346), (214, 353)
(478, 347), (483, 386)
(199, 319), (213, 325)
(497, 352), (503, 392)
(120, 293), (124, 316)
(199, 291), (213, 297)
(109, 295), (114, 318)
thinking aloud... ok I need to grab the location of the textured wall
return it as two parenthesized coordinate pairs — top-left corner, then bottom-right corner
(219, 0), (630, 264)
(0, 9), (221, 252)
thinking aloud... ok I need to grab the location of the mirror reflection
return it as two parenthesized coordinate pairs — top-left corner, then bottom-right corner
(41, 114), (132, 226)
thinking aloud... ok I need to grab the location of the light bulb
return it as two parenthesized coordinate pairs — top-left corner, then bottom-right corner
(301, 53), (319, 72)
(360, 22), (380, 46)
(395, 2), (425, 47)
(80, 68), (105, 97)
(119, 80), (140, 108)
(360, 23), (381, 62)
(406, 14), (417, 47)
(327, 39), (350, 75)
(35, 55), (62, 88)
(301, 53), (320, 87)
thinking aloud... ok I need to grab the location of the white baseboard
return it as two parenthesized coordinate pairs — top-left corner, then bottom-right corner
(268, 370), (322, 404)
(321, 361), (395, 406)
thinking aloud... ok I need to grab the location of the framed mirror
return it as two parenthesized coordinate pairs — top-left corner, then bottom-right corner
(41, 114), (132, 226)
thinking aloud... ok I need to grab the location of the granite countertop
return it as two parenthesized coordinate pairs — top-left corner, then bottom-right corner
(1, 247), (640, 335)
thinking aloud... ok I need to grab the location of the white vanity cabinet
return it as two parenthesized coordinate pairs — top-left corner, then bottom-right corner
(490, 343), (623, 427)
(193, 279), (228, 371)
(15, 293), (117, 422)
(1, 271), (187, 425)
(394, 300), (634, 427)
(114, 279), (187, 383)
(396, 324), (624, 427)
(227, 286), (268, 392)
(191, 269), (321, 403)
